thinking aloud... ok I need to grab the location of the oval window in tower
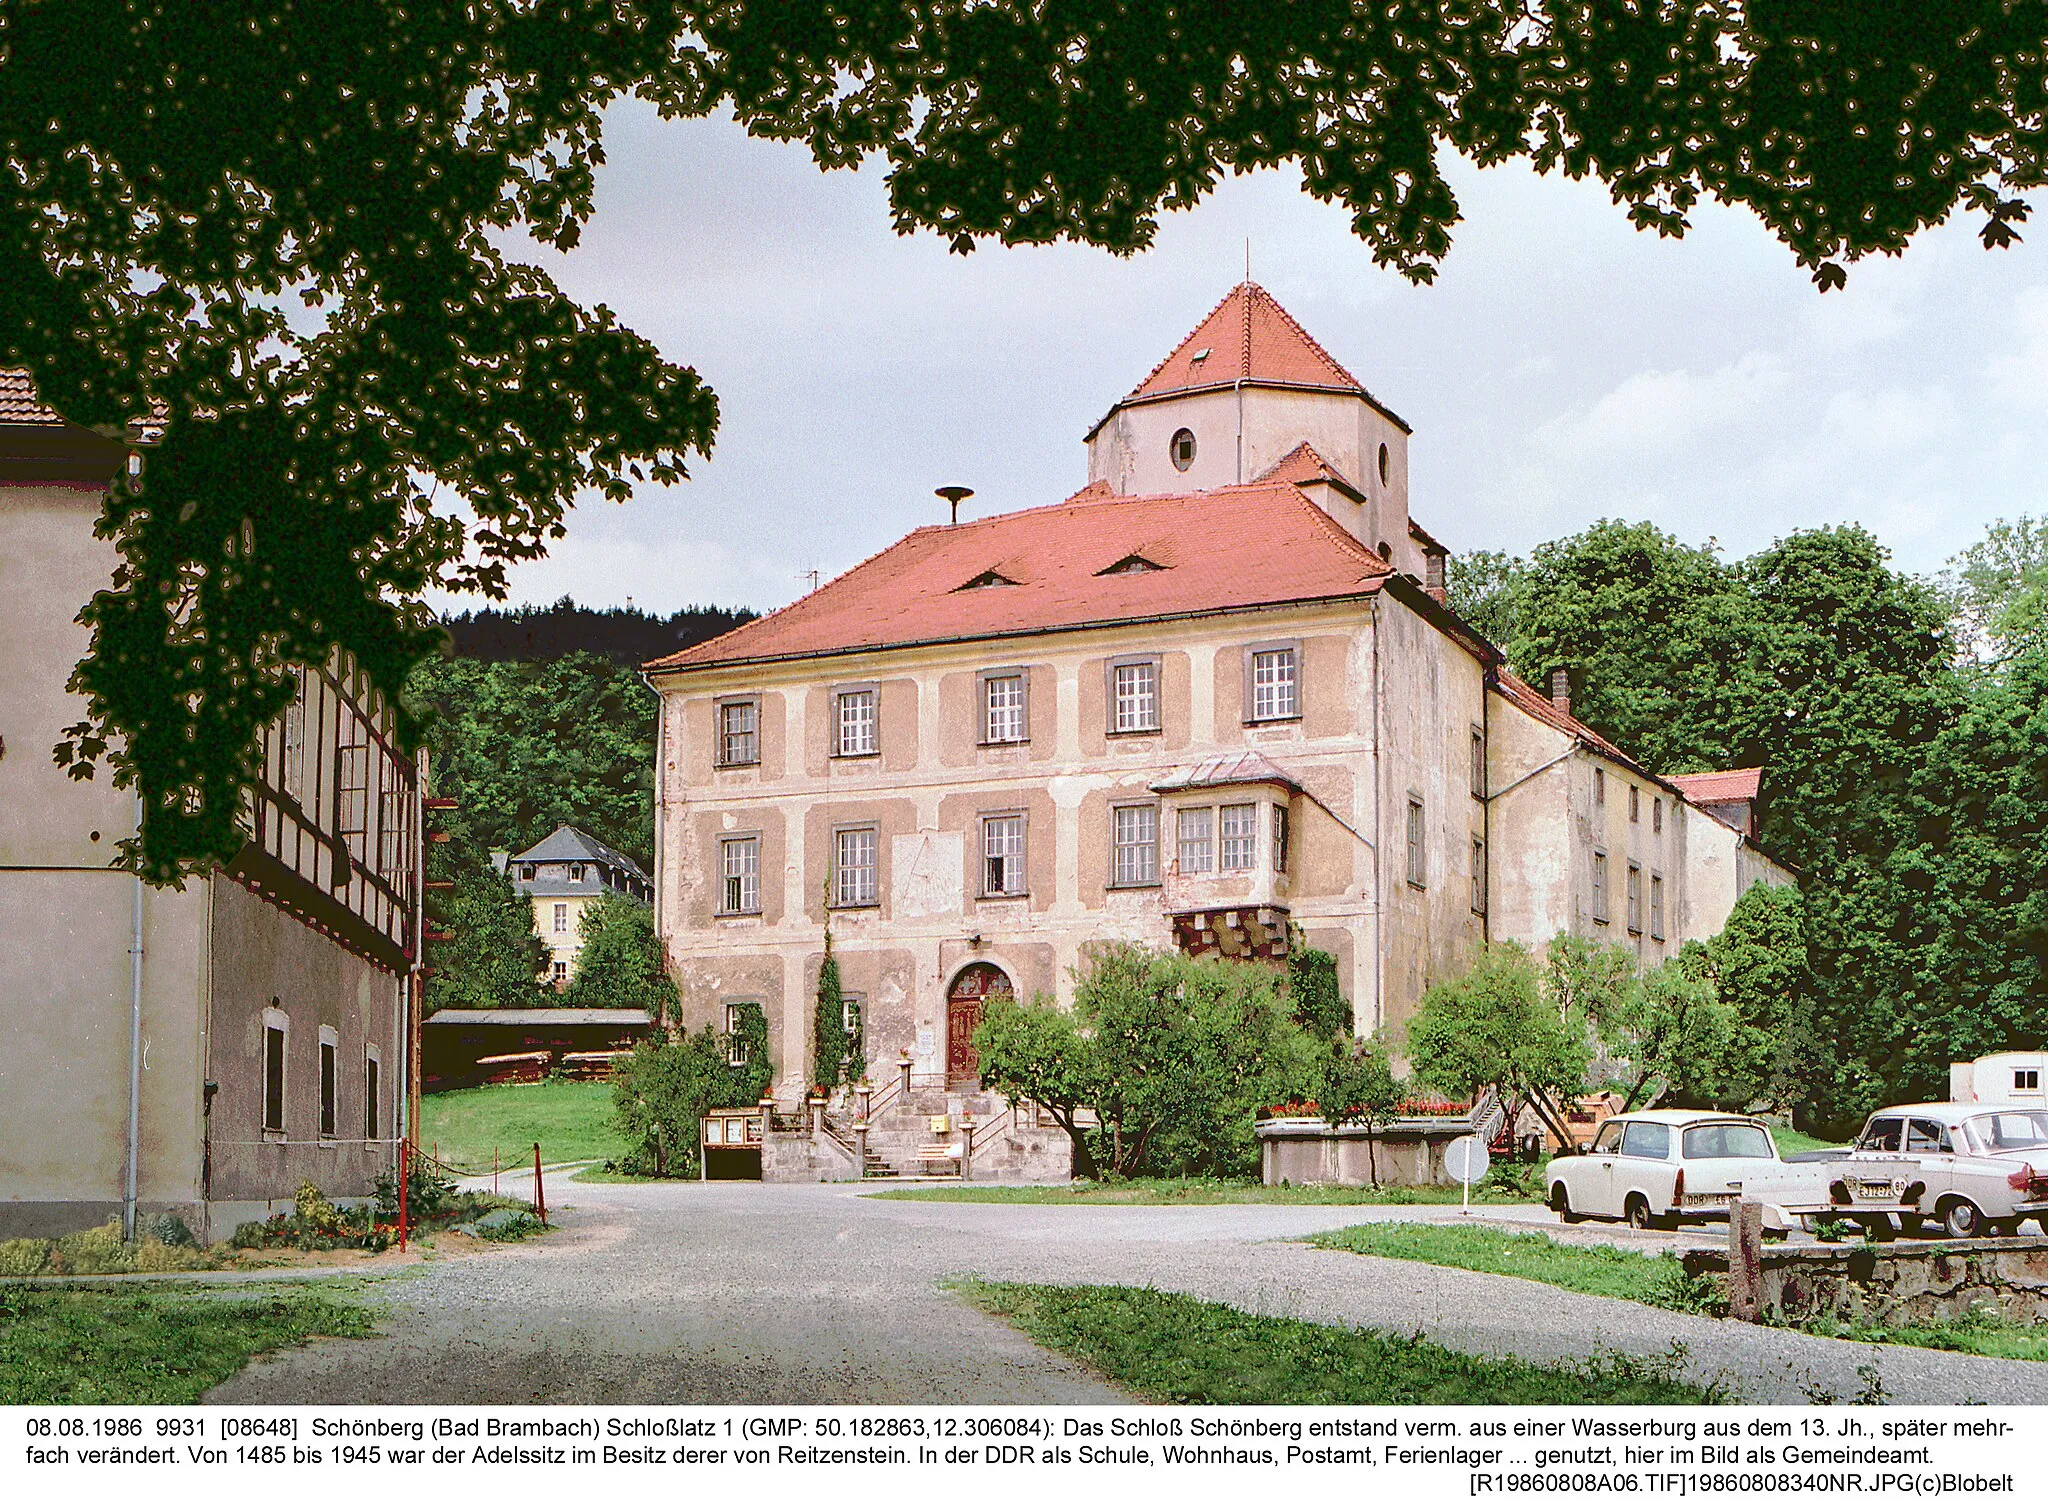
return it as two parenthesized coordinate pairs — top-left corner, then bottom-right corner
(1378, 442), (1391, 485)
(1170, 428), (1197, 472)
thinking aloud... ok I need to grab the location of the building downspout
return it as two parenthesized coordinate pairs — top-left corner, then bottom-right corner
(123, 789), (145, 1242)
(642, 669), (671, 1034)
(1481, 671), (1493, 946)
(1369, 595), (1385, 1036)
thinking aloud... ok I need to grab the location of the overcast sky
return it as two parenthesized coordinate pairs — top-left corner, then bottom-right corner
(457, 100), (2048, 618)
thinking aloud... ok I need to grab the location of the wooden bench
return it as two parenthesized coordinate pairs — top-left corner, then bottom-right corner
(916, 1143), (963, 1175)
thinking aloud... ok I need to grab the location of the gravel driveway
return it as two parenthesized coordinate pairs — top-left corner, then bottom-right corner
(204, 1178), (2048, 1405)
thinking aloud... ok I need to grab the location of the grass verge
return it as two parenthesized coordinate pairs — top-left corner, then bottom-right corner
(1795, 1305), (2048, 1363)
(955, 1280), (1718, 1403)
(1308, 1223), (1725, 1314)
(0, 1283), (373, 1403)
(867, 1177), (1532, 1206)
(1771, 1126), (1846, 1158)
(418, 1079), (626, 1173)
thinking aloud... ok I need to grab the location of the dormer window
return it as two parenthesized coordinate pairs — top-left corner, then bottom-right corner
(1170, 428), (1197, 472)
(1099, 553), (1164, 576)
(958, 569), (1019, 590)
(569, 864), (586, 882)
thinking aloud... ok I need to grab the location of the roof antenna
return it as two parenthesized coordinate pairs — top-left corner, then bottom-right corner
(936, 485), (974, 526)
(796, 567), (819, 593)
(1245, 237), (1251, 285)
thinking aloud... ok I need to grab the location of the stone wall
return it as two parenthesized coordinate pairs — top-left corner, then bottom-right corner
(1256, 1116), (1479, 1188)
(1682, 1238), (2048, 1328)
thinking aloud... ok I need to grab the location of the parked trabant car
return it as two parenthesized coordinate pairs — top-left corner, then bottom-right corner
(1546, 1110), (1808, 1231)
(1846, 1102), (2048, 1238)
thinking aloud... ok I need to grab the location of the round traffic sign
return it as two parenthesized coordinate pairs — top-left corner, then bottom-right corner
(1444, 1134), (1491, 1186)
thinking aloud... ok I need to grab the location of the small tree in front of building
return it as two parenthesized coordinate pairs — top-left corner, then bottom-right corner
(610, 1003), (774, 1177)
(1315, 1039), (1404, 1183)
(565, 891), (673, 1019)
(811, 929), (851, 1096)
(1406, 940), (1590, 1149)
(975, 943), (1320, 1181)
(1286, 942), (1352, 1039)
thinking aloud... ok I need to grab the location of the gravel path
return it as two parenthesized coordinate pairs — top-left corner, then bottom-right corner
(203, 1179), (2048, 1405)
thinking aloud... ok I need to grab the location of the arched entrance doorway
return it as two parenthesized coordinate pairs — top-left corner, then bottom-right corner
(946, 962), (1012, 1088)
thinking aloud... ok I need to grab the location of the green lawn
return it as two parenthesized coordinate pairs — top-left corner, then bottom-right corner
(0, 1283), (373, 1404)
(867, 1177), (1531, 1206)
(417, 1079), (626, 1173)
(1771, 1125), (1846, 1157)
(1309, 1222), (1724, 1313)
(955, 1280), (1718, 1403)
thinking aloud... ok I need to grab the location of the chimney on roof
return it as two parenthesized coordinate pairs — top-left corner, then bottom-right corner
(936, 485), (974, 526)
(1424, 551), (1447, 605)
(1549, 669), (1571, 719)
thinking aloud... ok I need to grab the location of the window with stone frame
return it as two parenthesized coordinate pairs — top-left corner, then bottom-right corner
(725, 1002), (762, 1066)
(835, 687), (877, 757)
(318, 1030), (338, 1139)
(1220, 802), (1258, 871)
(982, 671), (1027, 745)
(1110, 658), (1160, 734)
(1627, 861), (1643, 934)
(263, 1013), (287, 1135)
(1273, 805), (1289, 874)
(721, 835), (761, 914)
(1470, 727), (1486, 799)
(982, 814), (1026, 896)
(1248, 646), (1299, 721)
(1592, 850), (1610, 924)
(1111, 804), (1159, 886)
(363, 1048), (381, 1144)
(1472, 837), (1487, 914)
(835, 826), (879, 907)
(718, 698), (760, 767)
(1650, 872), (1666, 940)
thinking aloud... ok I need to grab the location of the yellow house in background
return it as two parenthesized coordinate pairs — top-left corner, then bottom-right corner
(498, 825), (652, 988)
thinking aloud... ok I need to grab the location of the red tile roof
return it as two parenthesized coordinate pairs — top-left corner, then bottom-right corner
(1491, 669), (1640, 770)
(0, 369), (62, 427)
(1128, 282), (1364, 400)
(1665, 768), (1762, 806)
(648, 480), (1394, 672)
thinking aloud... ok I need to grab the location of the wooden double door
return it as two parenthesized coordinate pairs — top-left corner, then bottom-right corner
(946, 962), (1012, 1088)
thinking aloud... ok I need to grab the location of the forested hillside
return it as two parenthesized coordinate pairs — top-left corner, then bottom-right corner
(408, 599), (751, 1013)
(1451, 518), (2048, 1134)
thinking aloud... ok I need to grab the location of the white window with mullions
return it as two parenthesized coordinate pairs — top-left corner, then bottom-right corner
(1220, 802), (1258, 871)
(835, 687), (877, 757)
(720, 835), (761, 914)
(982, 671), (1028, 745)
(1248, 645), (1299, 722)
(1176, 806), (1214, 873)
(717, 698), (759, 767)
(982, 814), (1026, 896)
(1112, 804), (1159, 887)
(834, 826), (878, 907)
(1109, 657), (1160, 734)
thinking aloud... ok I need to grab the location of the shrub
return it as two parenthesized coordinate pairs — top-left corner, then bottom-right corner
(54, 1221), (133, 1275)
(144, 1213), (197, 1247)
(0, 1238), (50, 1277)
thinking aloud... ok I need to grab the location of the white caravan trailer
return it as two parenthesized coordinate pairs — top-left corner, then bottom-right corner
(1951, 1053), (2048, 1106)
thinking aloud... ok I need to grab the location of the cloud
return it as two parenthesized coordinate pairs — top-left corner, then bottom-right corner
(1535, 353), (1792, 459)
(1985, 286), (2048, 411)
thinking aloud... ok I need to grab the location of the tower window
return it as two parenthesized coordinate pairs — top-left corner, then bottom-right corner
(1378, 442), (1390, 485)
(1170, 428), (1197, 472)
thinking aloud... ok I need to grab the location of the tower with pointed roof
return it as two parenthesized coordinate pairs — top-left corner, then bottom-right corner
(1083, 282), (1422, 577)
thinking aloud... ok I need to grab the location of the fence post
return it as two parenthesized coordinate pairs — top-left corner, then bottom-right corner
(532, 1141), (546, 1225)
(1729, 1199), (1765, 1323)
(853, 1121), (870, 1180)
(897, 1051), (912, 1104)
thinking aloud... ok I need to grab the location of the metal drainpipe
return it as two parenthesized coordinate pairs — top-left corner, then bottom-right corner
(642, 669), (667, 1032)
(1369, 595), (1384, 1035)
(1481, 668), (1493, 945)
(123, 789), (145, 1242)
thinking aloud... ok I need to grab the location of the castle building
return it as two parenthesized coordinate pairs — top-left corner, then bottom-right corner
(1, 371), (425, 1236)
(643, 285), (1792, 1120)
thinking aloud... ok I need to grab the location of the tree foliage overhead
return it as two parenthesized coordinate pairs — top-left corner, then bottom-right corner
(8, 3), (2044, 878)
(564, 890), (673, 1018)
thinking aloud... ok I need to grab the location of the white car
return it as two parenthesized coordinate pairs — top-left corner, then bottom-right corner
(1850, 1103), (2048, 1237)
(1546, 1110), (1787, 1230)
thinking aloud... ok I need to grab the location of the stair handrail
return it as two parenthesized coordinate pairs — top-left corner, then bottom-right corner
(863, 1071), (905, 1120)
(967, 1102), (1019, 1155)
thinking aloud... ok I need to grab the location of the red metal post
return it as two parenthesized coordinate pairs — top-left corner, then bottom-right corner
(532, 1141), (546, 1225)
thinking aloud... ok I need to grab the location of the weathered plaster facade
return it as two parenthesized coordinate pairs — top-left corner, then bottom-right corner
(645, 286), (1795, 1109)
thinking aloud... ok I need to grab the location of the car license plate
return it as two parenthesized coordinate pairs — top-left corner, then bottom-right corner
(1854, 1181), (1898, 1199)
(1683, 1193), (1734, 1207)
